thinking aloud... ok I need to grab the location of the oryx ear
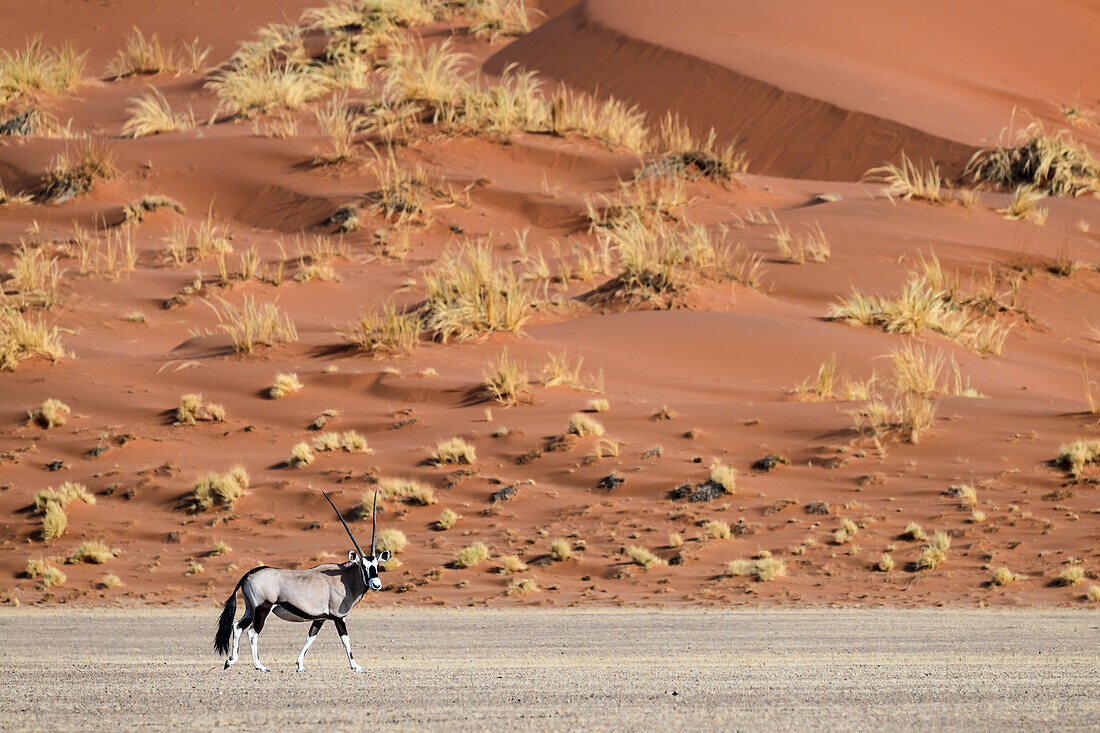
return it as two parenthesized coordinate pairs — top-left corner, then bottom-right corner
(349, 550), (359, 563)
(378, 550), (391, 563)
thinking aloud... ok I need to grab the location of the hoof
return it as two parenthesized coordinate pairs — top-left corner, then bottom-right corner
(350, 664), (365, 673)
(224, 659), (233, 670)
(295, 666), (306, 673)
(255, 665), (271, 672)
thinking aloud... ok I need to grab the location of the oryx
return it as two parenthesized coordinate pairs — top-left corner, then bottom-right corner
(213, 491), (390, 672)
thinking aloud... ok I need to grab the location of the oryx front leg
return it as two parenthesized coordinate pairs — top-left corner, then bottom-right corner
(333, 618), (364, 673)
(296, 620), (325, 672)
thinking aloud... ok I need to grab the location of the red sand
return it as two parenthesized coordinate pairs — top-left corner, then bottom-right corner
(1, 1), (1098, 610)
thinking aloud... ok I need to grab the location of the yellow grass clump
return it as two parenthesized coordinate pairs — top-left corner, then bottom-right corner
(1056, 440), (1100, 478)
(176, 393), (226, 424)
(877, 554), (895, 572)
(121, 88), (194, 138)
(726, 557), (786, 582)
(498, 554), (527, 574)
(901, 523), (928, 542)
(587, 398), (610, 413)
(341, 303), (420, 356)
(468, 0), (533, 38)
(567, 413), (604, 438)
(34, 482), (94, 513)
(28, 398), (70, 428)
(708, 460), (737, 494)
(864, 154), (944, 203)
(68, 541), (115, 564)
(40, 501), (68, 541)
(41, 143), (116, 202)
(207, 58), (328, 117)
(1058, 566), (1086, 587)
(376, 477), (437, 506)
(549, 539), (573, 561)
(289, 442), (314, 467)
(484, 349), (529, 406)
(1087, 585), (1100, 603)
(313, 431), (370, 453)
(703, 520), (731, 540)
(506, 577), (539, 596)
(432, 437), (476, 465)
(966, 121), (1099, 198)
(454, 541), (489, 569)
(1, 308), (66, 371)
(626, 545), (664, 570)
(375, 528), (407, 555)
(991, 567), (1021, 586)
(0, 38), (86, 104)
(99, 573), (122, 589)
(269, 372), (303, 399)
(25, 558), (67, 589)
(107, 28), (206, 78)
(211, 296), (298, 354)
(436, 508), (461, 530)
(190, 467), (249, 510)
(209, 540), (232, 556)
(418, 243), (532, 342)
(916, 531), (950, 571)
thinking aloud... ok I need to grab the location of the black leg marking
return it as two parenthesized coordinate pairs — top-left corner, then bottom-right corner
(308, 619), (324, 637)
(333, 617), (348, 637)
(236, 614), (253, 631)
(252, 602), (273, 634)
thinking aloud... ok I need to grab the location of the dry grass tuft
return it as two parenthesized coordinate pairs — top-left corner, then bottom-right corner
(626, 545), (664, 570)
(436, 507), (461, 530)
(40, 501), (68, 541)
(28, 398), (70, 428)
(431, 437), (476, 465)
(0, 38), (86, 104)
(418, 243), (531, 342)
(1087, 585), (1100, 603)
(269, 372), (303, 399)
(1058, 566), (1086, 587)
(210, 296), (298, 354)
(207, 58), (328, 117)
(99, 573), (122, 589)
(506, 577), (539, 596)
(209, 540), (232, 556)
(864, 154), (944, 203)
(877, 554), (895, 572)
(726, 557), (786, 582)
(773, 221), (830, 264)
(289, 442), (314, 467)
(121, 87), (194, 138)
(68, 541), (114, 564)
(901, 523), (928, 542)
(1056, 440), (1100, 478)
(467, 0), (533, 38)
(567, 413), (604, 438)
(375, 528), (407, 555)
(484, 349), (529, 406)
(966, 121), (1099, 197)
(454, 541), (489, 569)
(40, 143), (116, 202)
(341, 303), (420, 356)
(1, 308), (67, 371)
(33, 482), (94, 513)
(376, 477), (436, 506)
(498, 554), (527, 574)
(915, 531), (950, 571)
(106, 28), (202, 78)
(176, 393), (225, 424)
(549, 539), (573, 561)
(703, 520), (731, 540)
(25, 559), (66, 588)
(991, 567), (1021, 586)
(999, 185), (1049, 223)
(190, 467), (248, 510)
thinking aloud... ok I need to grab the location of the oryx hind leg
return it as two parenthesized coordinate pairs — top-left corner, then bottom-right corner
(295, 619), (325, 672)
(333, 617), (364, 673)
(225, 596), (255, 669)
(247, 602), (273, 672)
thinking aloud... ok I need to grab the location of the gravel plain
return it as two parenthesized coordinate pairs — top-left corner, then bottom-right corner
(1, 608), (1098, 731)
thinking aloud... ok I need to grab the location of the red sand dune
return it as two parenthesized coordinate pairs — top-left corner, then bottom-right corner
(488, 0), (1100, 179)
(0, 1), (1098, 611)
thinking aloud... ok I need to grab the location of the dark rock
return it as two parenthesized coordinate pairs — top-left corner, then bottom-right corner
(752, 453), (790, 472)
(597, 471), (625, 491)
(490, 485), (517, 503)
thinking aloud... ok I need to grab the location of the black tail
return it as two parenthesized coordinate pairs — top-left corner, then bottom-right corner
(213, 580), (240, 656)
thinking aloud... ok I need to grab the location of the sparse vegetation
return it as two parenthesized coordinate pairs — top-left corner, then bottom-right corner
(587, 398), (610, 413)
(916, 531), (950, 571)
(999, 185), (1049, 223)
(549, 539), (573, 561)
(901, 523), (928, 542)
(190, 467), (249, 510)
(313, 431), (370, 453)
(626, 546), (663, 570)
(726, 557), (786, 582)
(877, 554), (895, 572)
(209, 540), (232, 556)
(992, 567), (1021, 586)
(99, 573), (122, 589)
(121, 87), (194, 137)
(484, 349), (529, 406)
(774, 221), (830, 264)
(703, 520), (731, 540)
(269, 372), (303, 399)
(1087, 585), (1100, 603)
(28, 398), (70, 428)
(1, 308), (66, 370)
(864, 154), (944, 203)
(375, 477), (436, 506)
(40, 501), (67, 541)
(176, 393), (226, 424)
(431, 437), (476, 465)
(498, 555), (527, 574)
(40, 143), (116, 202)
(0, 38), (86, 104)
(210, 296), (298, 354)
(454, 541), (489, 569)
(68, 542), (114, 564)
(436, 508), (461, 530)
(1058, 566), (1086, 587)
(25, 558), (66, 589)
(375, 528), (407, 555)
(289, 442), (315, 467)
(966, 121), (1099, 197)
(567, 413), (604, 437)
(33, 482), (94, 513)
(1056, 440), (1100, 478)
(506, 577), (539, 596)
(341, 303), (420, 356)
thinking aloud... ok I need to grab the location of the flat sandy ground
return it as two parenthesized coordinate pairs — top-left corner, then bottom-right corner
(1, 609), (1098, 731)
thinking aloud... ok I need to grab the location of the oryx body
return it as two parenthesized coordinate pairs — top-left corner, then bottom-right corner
(213, 492), (389, 672)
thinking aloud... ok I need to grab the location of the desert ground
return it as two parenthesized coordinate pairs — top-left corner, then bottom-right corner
(2, 608), (1098, 730)
(1, 0), (1099, 612)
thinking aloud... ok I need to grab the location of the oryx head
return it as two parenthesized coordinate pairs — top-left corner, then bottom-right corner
(322, 490), (391, 592)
